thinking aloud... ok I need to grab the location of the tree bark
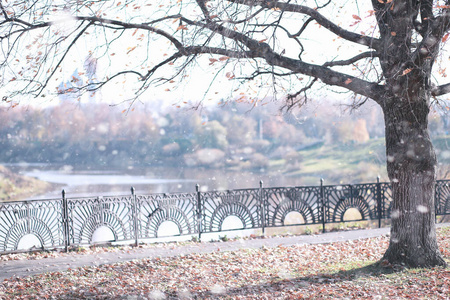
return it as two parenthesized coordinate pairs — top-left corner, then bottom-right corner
(381, 90), (447, 268)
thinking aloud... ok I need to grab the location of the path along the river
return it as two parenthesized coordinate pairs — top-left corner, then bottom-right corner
(1, 224), (449, 281)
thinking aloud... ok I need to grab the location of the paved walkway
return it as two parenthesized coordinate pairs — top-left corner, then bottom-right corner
(0, 224), (448, 280)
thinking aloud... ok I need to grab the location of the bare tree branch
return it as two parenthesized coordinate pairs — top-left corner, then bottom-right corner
(1, 15), (184, 51)
(141, 52), (183, 82)
(323, 52), (379, 68)
(58, 70), (144, 95)
(283, 77), (318, 111)
(0, 0), (444, 104)
(432, 82), (450, 97)
(270, 55), (383, 101)
(195, 0), (212, 22)
(0, 1), (9, 20)
(225, 8), (265, 25)
(228, 0), (381, 49)
(174, 16), (383, 101)
(37, 21), (93, 97)
(0, 3), (384, 104)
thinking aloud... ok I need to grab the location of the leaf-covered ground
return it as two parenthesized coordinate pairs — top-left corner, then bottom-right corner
(1, 227), (449, 299)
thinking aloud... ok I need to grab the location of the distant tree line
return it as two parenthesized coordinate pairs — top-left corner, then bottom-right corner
(0, 101), (448, 170)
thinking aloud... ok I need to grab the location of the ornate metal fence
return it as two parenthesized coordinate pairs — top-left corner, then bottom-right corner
(436, 180), (450, 216)
(137, 191), (197, 240)
(0, 199), (65, 252)
(0, 179), (449, 254)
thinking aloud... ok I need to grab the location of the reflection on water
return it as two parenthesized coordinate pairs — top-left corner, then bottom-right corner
(25, 170), (188, 186)
(14, 164), (304, 199)
(24, 168), (195, 199)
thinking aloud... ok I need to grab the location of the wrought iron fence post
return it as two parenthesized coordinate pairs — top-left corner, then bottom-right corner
(320, 178), (326, 233)
(131, 187), (139, 247)
(196, 184), (202, 242)
(259, 180), (265, 236)
(434, 181), (438, 223)
(62, 190), (69, 252)
(376, 176), (382, 228)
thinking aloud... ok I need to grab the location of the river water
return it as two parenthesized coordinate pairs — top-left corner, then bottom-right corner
(15, 164), (304, 200)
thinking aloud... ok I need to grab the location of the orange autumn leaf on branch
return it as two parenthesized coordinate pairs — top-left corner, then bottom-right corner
(402, 68), (412, 76)
(350, 14), (362, 26)
(442, 33), (450, 43)
(126, 46), (136, 54)
(176, 24), (188, 31)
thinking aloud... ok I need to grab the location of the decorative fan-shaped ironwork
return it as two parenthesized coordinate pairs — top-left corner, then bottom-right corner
(77, 210), (128, 243)
(436, 181), (450, 215)
(325, 184), (376, 222)
(332, 195), (371, 222)
(67, 196), (133, 245)
(380, 183), (393, 218)
(138, 193), (196, 238)
(202, 189), (260, 233)
(0, 200), (63, 251)
(265, 187), (319, 226)
(209, 202), (255, 231)
(143, 207), (192, 238)
(5, 218), (53, 250)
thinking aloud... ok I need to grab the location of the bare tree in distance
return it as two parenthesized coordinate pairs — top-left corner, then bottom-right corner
(1, 0), (449, 267)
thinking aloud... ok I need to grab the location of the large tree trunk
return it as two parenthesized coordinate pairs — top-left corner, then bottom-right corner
(381, 92), (446, 268)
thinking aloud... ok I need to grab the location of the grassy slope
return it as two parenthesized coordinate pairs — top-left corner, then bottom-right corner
(0, 165), (53, 202)
(286, 136), (450, 185)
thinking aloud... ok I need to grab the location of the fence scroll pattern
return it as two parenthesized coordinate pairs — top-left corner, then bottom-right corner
(0, 180), (449, 253)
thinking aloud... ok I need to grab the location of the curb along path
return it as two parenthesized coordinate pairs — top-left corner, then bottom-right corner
(0, 224), (447, 281)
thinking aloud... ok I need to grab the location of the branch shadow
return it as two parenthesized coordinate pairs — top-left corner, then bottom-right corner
(191, 261), (406, 298)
